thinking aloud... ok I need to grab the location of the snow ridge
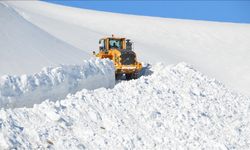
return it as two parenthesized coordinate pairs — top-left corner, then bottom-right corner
(0, 63), (249, 149)
(0, 59), (115, 108)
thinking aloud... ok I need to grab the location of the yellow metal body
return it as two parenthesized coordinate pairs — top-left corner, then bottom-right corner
(94, 36), (142, 77)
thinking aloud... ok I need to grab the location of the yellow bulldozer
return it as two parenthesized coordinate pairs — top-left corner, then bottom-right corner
(93, 35), (142, 79)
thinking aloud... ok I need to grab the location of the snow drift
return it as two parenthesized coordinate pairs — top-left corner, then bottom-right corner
(0, 63), (249, 149)
(6, 1), (250, 96)
(0, 2), (90, 76)
(0, 59), (115, 108)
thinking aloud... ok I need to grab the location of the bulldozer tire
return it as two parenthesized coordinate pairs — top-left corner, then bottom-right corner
(133, 72), (139, 79)
(115, 74), (122, 80)
(125, 74), (133, 80)
(126, 73), (139, 80)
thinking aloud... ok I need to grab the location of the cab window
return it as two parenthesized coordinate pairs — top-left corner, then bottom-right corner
(109, 39), (122, 49)
(99, 39), (105, 51)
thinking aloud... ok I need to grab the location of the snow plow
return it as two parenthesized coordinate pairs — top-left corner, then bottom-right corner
(93, 35), (142, 79)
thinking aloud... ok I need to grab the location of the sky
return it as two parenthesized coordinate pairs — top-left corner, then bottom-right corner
(43, 1), (250, 24)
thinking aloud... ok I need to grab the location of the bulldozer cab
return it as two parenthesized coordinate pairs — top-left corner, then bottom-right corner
(99, 35), (127, 52)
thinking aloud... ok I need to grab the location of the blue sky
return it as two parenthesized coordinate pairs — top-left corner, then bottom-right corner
(43, 1), (250, 24)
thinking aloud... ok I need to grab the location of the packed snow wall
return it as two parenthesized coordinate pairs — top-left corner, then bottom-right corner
(0, 59), (115, 108)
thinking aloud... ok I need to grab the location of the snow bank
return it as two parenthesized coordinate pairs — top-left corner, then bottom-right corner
(0, 59), (115, 108)
(0, 63), (249, 149)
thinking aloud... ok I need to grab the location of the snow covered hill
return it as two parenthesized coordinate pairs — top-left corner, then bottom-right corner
(6, 1), (250, 96)
(0, 63), (249, 149)
(0, 2), (90, 76)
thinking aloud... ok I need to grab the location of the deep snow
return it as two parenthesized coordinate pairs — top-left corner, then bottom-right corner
(6, 1), (250, 96)
(0, 1), (250, 149)
(0, 63), (249, 149)
(0, 2), (90, 76)
(0, 59), (115, 108)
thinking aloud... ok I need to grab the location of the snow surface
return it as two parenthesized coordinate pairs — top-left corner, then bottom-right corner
(0, 1), (250, 149)
(0, 2), (90, 76)
(0, 58), (115, 108)
(5, 1), (250, 96)
(0, 63), (249, 149)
